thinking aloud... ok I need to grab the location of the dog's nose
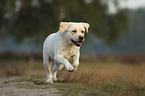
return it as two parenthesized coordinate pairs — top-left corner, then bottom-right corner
(79, 36), (84, 41)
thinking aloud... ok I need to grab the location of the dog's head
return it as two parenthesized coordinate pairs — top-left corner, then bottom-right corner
(59, 22), (89, 47)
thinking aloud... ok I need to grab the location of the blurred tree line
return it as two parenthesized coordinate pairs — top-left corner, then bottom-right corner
(82, 8), (145, 53)
(0, 0), (127, 44)
(111, 8), (145, 53)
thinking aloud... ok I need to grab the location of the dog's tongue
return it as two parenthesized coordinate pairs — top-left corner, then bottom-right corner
(77, 42), (83, 45)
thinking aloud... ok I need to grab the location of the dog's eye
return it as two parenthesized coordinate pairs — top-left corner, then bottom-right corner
(81, 31), (84, 33)
(72, 30), (77, 33)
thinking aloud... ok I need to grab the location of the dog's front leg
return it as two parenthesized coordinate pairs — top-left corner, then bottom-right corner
(54, 55), (74, 72)
(72, 52), (80, 70)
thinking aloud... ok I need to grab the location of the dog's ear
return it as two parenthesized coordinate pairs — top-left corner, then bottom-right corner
(59, 22), (71, 32)
(82, 23), (89, 33)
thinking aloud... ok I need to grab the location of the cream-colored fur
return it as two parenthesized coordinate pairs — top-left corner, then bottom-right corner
(43, 22), (89, 83)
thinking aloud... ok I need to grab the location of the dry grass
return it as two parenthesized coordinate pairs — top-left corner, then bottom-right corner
(77, 60), (145, 87)
(58, 60), (145, 95)
(0, 59), (145, 95)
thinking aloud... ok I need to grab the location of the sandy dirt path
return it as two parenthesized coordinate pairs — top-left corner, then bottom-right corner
(0, 77), (61, 96)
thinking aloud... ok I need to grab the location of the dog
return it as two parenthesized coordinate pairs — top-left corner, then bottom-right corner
(43, 22), (89, 83)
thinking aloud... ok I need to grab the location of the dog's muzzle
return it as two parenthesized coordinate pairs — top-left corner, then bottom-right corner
(71, 38), (84, 47)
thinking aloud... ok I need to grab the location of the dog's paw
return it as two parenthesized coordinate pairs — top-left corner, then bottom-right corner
(68, 69), (74, 72)
(66, 64), (74, 72)
(53, 77), (58, 82)
(45, 79), (53, 84)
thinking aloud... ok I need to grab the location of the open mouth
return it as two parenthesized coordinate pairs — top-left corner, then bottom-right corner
(71, 39), (83, 47)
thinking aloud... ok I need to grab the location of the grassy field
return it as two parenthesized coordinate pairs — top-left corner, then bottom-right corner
(0, 59), (145, 96)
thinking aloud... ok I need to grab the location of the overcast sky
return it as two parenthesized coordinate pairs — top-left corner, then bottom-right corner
(120, 0), (145, 9)
(109, 0), (145, 13)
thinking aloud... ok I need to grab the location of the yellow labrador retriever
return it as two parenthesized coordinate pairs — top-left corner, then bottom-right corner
(43, 22), (89, 83)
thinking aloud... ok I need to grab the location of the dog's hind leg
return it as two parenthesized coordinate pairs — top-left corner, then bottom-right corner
(43, 56), (53, 83)
(52, 61), (64, 81)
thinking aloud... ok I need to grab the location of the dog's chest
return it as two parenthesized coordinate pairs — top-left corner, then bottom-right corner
(59, 48), (77, 59)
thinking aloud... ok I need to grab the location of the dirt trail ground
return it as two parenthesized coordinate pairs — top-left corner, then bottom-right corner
(0, 77), (61, 96)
